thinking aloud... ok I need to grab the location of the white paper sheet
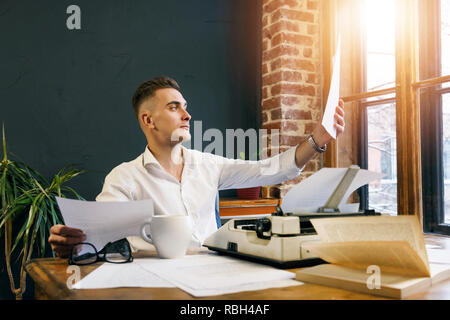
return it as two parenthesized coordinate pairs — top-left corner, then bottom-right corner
(321, 36), (341, 139)
(73, 261), (175, 289)
(426, 247), (450, 265)
(135, 253), (301, 297)
(56, 197), (154, 251)
(281, 167), (384, 213)
(426, 246), (450, 285)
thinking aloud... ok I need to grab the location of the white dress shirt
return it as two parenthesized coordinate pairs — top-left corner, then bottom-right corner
(96, 145), (302, 247)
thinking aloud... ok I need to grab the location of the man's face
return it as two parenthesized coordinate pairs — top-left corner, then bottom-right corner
(141, 88), (191, 144)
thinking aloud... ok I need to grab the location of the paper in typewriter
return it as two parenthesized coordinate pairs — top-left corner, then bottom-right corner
(304, 216), (430, 277)
(280, 168), (384, 214)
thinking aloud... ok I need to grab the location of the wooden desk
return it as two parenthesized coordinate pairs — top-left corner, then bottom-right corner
(25, 234), (450, 300)
(219, 198), (281, 218)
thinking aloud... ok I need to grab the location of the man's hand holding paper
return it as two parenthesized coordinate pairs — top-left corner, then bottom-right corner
(311, 36), (343, 148)
(50, 197), (155, 258)
(49, 224), (86, 258)
(293, 37), (344, 169)
(312, 99), (345, 148)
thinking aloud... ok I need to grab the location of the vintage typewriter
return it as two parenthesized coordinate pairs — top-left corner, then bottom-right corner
(203, 166), (381, 268)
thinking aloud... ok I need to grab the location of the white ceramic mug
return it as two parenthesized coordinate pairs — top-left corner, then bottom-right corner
(140, 215), (193, 259)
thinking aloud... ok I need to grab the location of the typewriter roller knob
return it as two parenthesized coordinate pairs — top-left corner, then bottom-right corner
(272, 206), (284, 216)
(255, 218), (272, 240)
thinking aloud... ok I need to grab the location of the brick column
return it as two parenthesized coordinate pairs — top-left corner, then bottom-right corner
(261, 0), (321, 198)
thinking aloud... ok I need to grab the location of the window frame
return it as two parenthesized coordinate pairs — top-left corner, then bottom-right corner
(323, 0), (450, 235)
(419, 0), (448, 234)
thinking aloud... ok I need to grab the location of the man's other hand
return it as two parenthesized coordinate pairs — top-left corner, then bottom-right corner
(48, 224), (86, 258)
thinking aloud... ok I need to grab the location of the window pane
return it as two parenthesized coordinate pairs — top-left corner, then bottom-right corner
(364, 0), (397, 215)
(442, 0), (450, 88)
(367, 103), (397, 215)
(364, 0), (396, 91)
(443, 93), (450, 224)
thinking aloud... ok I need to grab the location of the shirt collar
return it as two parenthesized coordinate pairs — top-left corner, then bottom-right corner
(142, 145), (192, 169)
(142, 146), (160, 168)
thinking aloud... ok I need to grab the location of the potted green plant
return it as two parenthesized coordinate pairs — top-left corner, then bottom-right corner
(236, 150), (261, 200)
(0, 125), (85, 299)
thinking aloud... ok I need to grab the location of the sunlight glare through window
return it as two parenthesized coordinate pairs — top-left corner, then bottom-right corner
(364, 0), (397, 215)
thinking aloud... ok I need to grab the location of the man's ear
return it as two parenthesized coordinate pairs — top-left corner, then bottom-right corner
(140, 111), (154, 129)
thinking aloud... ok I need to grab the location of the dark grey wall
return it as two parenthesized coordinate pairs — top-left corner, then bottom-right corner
(0, 0), (261, 299)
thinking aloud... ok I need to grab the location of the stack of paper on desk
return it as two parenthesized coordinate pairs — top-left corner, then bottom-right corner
(295, 216), (450, 299)
(73, 253), (301, 297)
(73, 262), (175, 289)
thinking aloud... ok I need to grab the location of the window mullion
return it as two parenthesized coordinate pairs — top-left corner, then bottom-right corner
(395, 0), (423, 222)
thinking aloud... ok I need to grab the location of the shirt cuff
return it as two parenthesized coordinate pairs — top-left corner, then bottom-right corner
(278, 145), (304, 179)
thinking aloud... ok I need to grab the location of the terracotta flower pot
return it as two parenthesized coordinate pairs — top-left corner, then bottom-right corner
(237, 186), (261, 200)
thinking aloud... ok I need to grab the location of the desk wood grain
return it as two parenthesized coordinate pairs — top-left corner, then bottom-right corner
(25, 234), (450, 300)
(219, 198), (281, 217)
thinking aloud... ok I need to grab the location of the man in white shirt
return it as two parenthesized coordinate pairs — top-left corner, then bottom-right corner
(49, 76), (345, 257)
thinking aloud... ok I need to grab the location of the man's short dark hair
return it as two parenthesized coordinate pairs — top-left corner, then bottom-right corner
(132, 76), (180, 117)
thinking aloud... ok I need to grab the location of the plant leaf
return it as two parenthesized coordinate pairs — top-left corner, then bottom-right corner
(39, 213), (46, 257)
(2, 123), (7, 162)
(61, 186), (85, 201)
(0, 205), (26, 229)
(11, 218), (29, 253)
